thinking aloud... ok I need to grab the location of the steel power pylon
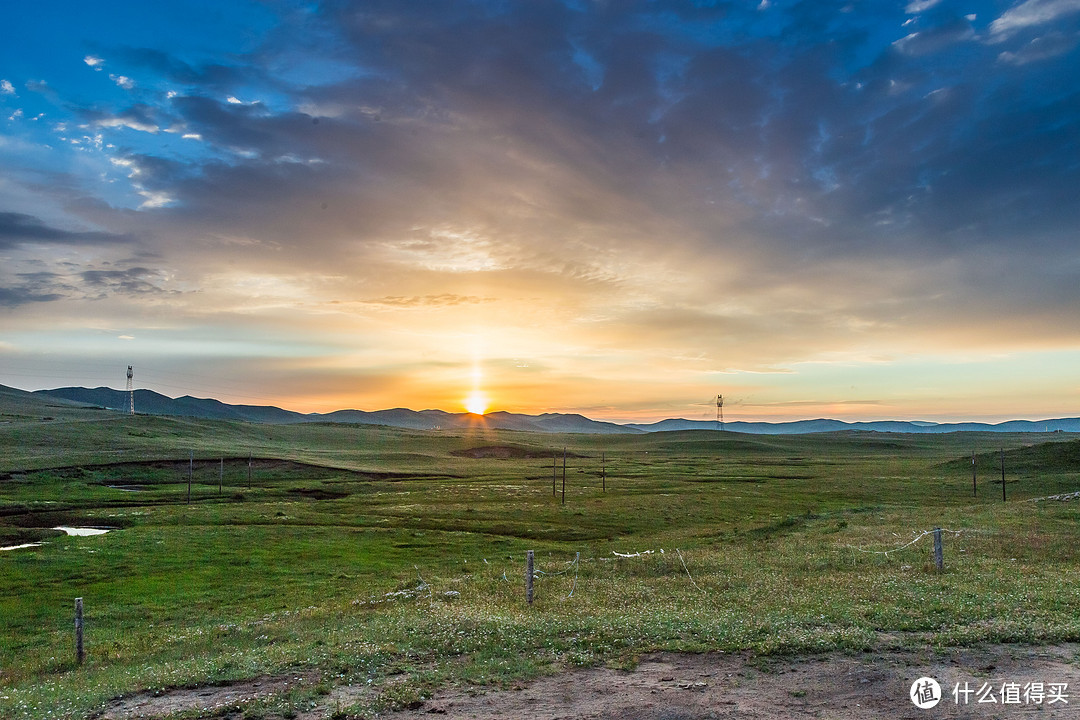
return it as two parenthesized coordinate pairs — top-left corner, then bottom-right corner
(126, 365), (134, 415)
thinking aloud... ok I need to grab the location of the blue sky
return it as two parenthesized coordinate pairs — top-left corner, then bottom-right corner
(1, 0), (1079, 422)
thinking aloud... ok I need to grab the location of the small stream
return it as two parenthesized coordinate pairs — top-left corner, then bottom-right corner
(54, 526), (111, 536)
(0, 526), (112, 551)
(0, 542), (43, 552)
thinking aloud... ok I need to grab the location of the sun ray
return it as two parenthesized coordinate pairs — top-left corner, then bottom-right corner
(464, 338), (491, 415)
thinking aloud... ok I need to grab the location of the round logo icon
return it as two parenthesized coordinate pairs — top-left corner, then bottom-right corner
(910, 677), (942, 709)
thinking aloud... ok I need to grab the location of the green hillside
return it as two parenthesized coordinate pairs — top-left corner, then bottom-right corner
(1, 407), (1079, 719)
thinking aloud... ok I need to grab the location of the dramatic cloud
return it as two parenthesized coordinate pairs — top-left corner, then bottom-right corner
(0, 0), (1078, 421)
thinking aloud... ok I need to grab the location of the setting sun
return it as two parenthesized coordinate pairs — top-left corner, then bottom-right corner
(464, 391), (489, 415)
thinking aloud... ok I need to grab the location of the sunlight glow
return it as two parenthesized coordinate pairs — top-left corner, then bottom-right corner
(465, 390), (489, 415)
(464, 339), (490, 415)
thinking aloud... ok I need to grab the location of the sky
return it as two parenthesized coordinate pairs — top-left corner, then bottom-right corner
(1, 0), (1079, 423)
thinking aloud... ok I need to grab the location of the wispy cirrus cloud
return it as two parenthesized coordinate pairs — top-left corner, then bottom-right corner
(80, 267), (173, 298)
(362, 294), (497, 309)
(0, 273), (68, 308)
(988, 0), (1080, 40)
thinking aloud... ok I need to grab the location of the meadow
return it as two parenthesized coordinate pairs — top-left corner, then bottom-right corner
(1, 389), (1079, 719)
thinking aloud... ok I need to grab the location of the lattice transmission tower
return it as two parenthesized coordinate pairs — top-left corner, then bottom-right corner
(716, 394), (724, 431)
(126, 365), (134, 415)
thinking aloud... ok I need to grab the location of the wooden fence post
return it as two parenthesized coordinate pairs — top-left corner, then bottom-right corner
(1001, 447), (1006, 502)
(933, 528), (943, 571)
(552, 452), (556, 498)
(75, 597), (84, 665)
(526, 550), (534, 605)
(972, 450), (977, 497)
(562, 447), (566, 505)
(248, 452), (252, 489)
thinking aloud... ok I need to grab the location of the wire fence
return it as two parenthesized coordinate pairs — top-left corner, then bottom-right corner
(845, 528), (968, 557)
(357, 522), (1012, 609)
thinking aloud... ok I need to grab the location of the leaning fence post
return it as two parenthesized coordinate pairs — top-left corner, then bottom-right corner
(525, 550), (534, 605)
(933, 528), (944, 571)
(75, 597), (85, 665)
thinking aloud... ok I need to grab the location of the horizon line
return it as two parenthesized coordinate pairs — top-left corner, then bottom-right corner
(14, 383), (1079, 428)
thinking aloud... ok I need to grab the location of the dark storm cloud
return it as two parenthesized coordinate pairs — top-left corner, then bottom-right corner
(0, 212), (134, 250)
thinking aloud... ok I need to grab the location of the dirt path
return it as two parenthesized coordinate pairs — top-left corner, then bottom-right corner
(99, 644), (1079, 719)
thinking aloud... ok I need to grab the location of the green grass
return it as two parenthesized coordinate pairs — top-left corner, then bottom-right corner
(1, 395), (1079, 718)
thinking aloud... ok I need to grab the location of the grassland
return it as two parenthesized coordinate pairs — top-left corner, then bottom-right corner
(2, 389), (1079, 718)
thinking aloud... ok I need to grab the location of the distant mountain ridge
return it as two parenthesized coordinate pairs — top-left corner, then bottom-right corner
(31, 387), (639, 434)
(622, 417), (1080, 434)
(28, 386), (1080, 435)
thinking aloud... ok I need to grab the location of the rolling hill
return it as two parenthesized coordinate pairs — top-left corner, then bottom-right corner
(21, 385), (1080, 435)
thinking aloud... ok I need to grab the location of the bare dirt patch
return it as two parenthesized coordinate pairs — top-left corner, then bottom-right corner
(97, 673), (319, 720)
(391, 645), (1079, 720)
(98, 644), (1078, 719)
